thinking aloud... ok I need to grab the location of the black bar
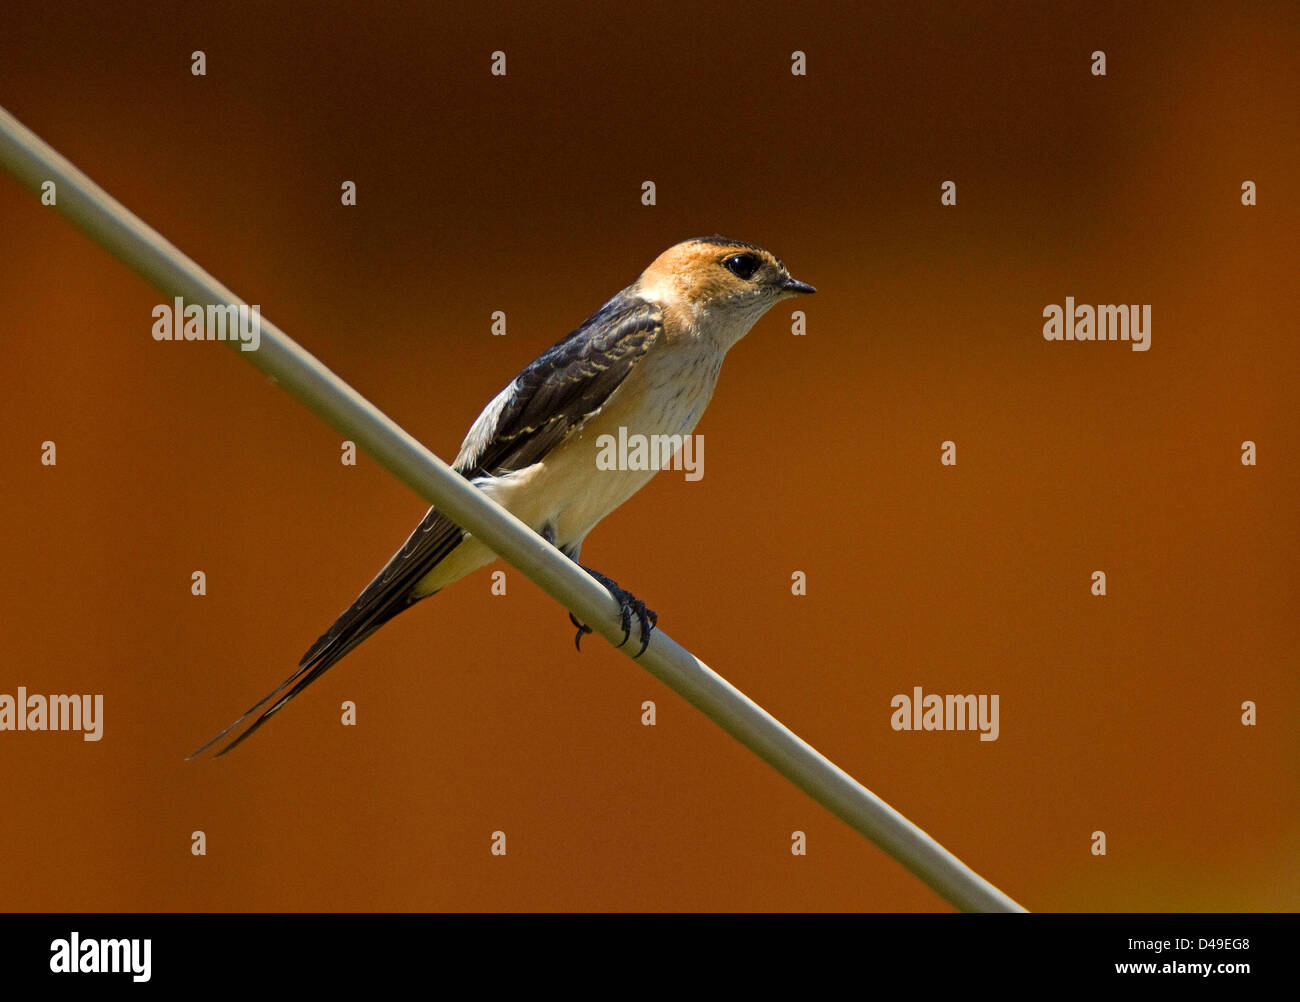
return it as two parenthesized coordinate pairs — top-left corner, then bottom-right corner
(0, 913), (1289, 989)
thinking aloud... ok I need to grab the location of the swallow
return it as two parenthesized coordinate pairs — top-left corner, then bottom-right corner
(191, 235), (814, 756)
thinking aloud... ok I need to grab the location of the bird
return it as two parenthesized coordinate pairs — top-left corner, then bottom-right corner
(190, 235), (815, 757)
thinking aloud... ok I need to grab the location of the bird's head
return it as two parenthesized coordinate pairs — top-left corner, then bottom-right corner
(636, 235), (815, 346)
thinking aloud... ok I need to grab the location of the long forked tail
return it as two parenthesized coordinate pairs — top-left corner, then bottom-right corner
(186, 618), (394, 758)
(188, 511), (466, 758)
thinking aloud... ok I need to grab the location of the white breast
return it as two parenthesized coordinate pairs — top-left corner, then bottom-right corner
(413, 305), (768, 594)
(483, 337), (724, 547)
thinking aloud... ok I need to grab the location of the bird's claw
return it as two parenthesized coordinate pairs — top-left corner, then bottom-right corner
(569, 612), (593, 651)
(570, 569), (657, 657)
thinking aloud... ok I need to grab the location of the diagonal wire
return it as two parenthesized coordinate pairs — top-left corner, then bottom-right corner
(0, 103), (1027, 913)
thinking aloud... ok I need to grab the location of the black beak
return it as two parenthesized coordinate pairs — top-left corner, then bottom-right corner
(782, 276), (817, 295)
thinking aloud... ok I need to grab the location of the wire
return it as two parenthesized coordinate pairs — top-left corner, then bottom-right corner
(0, 103), (1026, 913)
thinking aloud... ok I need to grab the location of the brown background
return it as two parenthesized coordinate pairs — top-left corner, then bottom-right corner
(1, 1), (1296, 911)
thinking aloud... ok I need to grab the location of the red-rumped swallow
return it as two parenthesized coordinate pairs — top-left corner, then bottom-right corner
(192, 235), (814, 756)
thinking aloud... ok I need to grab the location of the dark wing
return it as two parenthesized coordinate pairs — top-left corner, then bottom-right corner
(454, 293), (663, 478)
(190, 292), (662, 757)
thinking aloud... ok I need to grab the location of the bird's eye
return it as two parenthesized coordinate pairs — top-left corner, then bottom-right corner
(722, 253), (761, 281)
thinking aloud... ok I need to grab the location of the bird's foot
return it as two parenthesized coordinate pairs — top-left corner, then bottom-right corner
(570, 569), (658, 657)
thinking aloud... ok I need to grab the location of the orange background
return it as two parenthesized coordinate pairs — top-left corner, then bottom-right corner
(1, 0), (1296, 911)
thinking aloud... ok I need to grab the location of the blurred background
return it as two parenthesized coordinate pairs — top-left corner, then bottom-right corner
(1, 0), (1296, 911)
